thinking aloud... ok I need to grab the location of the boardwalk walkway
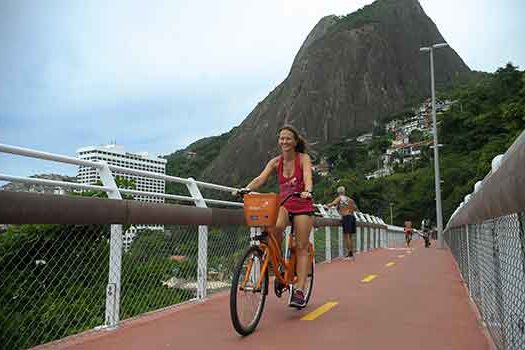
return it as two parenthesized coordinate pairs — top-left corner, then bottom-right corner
(44, 241), (490, 350)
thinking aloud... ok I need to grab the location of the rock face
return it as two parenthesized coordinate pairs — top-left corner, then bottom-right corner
(203, 0), (469, 185)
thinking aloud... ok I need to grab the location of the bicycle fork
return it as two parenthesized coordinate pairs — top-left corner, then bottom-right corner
(240, 247), (269, 294)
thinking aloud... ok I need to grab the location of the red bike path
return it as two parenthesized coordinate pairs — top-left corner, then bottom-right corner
(42, 241), (492, 350)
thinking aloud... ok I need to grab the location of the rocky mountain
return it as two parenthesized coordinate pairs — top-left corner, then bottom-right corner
(197, 0), (470, 185)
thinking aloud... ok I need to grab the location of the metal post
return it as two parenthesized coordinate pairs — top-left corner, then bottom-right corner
(430, 49), (444, 249)
(364, 227), (368, 252)
(186, 178), (208, 300)
(106, 225), (122, 328)
(356, 225), (362, 252)
(325, 226), (331, 262)
(390, 203), (393, 225)
(98, 162), (123, 328)
(338, 226), (344, 258)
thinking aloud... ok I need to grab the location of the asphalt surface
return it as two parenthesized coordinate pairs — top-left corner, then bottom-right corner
(44, 241), (490, 350)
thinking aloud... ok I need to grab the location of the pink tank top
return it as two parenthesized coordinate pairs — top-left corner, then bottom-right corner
(277, 154), (314, 213)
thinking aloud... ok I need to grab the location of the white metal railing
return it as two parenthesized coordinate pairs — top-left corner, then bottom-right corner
(0, 144), (242, 207)
(0, 142), (404, 333)
(0, 143), (245, 328)
(446, 128), (525, 228)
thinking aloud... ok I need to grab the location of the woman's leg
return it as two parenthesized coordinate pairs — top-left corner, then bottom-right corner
(293, 214), (313, 290)
(267, 206), (289, 247)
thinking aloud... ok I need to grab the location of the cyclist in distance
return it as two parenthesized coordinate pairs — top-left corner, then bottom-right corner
(241, 125), (314, 308)
(404, 218), (413, 248)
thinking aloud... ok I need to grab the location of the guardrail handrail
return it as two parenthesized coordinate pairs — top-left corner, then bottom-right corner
(446, 128), (525, 228)
(0, 143), (241, 207)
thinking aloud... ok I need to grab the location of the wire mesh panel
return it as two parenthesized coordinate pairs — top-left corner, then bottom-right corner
(445, 211), (525, 350)
(386, 230), (403, 248)
(119, 225), (200, 321)
(480, 219), (506, 349)
(357, 226), (363, 252)
(0, 224), (109, 350)
(351, 230), (357, 254)
(206, 225), (251, 295)
(329, 226), (337, 259)
(495, 214), (525, 350)
(469, 224), (482, 306)
(313, 226), (327, 263)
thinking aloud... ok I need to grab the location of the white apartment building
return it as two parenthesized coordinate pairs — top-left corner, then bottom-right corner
(76, 144), (167, 250)
(77, 144), (166, 201)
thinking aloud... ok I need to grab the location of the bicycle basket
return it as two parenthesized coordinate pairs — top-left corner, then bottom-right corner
(243, 193), (279, 227)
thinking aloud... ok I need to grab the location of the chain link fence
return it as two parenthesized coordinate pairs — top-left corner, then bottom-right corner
(4, 220), (398, 349)
(445, 213), (525, 350)
(0, 224), (109, 349)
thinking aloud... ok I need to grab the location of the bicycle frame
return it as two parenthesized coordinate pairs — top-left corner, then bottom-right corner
(241, 228), (314, 292)
(239, 191), (314, 292)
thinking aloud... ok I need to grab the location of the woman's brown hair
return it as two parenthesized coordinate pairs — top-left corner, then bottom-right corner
(278, 125), (308, 153)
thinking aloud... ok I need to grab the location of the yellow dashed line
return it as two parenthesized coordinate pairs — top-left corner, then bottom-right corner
(386, 262), (396, 267)
(361, 274), (378, 283)
(301, 302), (338, 321)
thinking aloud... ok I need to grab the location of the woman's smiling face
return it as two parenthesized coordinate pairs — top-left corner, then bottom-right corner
(279, 129), (297, 152)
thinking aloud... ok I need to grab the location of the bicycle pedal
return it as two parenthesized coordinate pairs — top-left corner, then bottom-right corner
(240, 286), (261, 293)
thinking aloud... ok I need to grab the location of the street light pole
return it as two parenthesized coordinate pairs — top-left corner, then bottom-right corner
(420, 42), (447, 249)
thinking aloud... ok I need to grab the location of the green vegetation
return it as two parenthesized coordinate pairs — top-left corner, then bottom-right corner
(163, 127), (237, 197)
(0, 222), (249, 349)
(158, 64), (523, 228)
(71, 176), (136, 199)
(330, 0), (417, 34)
(314, 63), (525, 226)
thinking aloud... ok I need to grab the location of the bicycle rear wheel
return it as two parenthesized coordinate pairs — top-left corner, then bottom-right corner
(230, 246), (268, 336)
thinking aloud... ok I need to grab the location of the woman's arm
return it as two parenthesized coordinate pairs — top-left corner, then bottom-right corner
(301, 153), (313, 198)
(245, 157), (278, 190)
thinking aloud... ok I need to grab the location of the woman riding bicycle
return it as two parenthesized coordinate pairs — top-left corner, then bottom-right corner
(242, 125), (314, 308)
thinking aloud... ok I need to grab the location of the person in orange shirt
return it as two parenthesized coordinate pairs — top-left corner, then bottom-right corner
(404, 219), (413, 248)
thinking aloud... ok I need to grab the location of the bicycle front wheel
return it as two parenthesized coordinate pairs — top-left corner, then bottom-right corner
(230, 245), (268, 336)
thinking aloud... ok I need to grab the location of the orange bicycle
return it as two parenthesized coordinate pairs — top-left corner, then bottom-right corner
(229, 191), (315, 336)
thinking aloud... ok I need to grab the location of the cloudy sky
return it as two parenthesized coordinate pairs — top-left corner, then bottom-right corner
(1, 0), (524, 179)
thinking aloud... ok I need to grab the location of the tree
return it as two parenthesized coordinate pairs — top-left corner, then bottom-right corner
(409, 129), (424, 143)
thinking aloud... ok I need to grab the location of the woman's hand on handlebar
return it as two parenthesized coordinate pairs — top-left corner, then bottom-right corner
(232, 187), (251, 198)
(300, 191), (312, 199)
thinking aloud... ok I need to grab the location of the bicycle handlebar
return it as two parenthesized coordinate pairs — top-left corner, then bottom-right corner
(235, 189), (310, 207)
(280, 192), (303, 206)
